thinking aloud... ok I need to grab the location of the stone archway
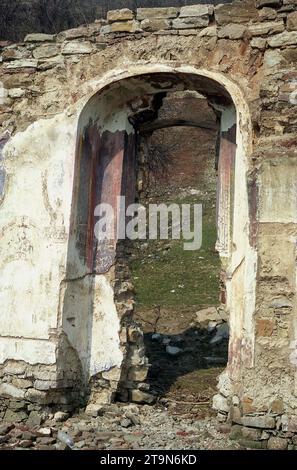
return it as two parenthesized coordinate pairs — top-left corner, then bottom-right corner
(61, 64), (255, 411)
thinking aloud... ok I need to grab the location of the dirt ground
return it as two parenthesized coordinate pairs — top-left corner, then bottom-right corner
(134, 305), (228, 419)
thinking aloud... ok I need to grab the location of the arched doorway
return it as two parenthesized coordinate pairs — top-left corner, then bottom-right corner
(61, 65), (255, 412)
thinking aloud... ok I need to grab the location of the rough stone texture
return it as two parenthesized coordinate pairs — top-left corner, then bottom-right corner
(218, 24), (247, 39)
(107, 9), (134, 22)
(256, 0), (282, 7)
(25, 33), (55, 42)
(248, 21), (284, 36)
(141, 19), (170, 32)
(62, 41), (94, 54)
(215, 1), (259, 25)
(172, 17), (209, 29)
(110, 20), (140, 33)
(241, 416), (276, 429)
(136, 8), (179, 20)
(179, 5), (214, 17)
(287, 11), (297, 31)
(267, 436), (288, 449)
(267, 31), (297, 47)
(213, 394), (229, 413)
(0, 1), (297, 441)
(0, 384), (25, 399)
(33, 45), (60, 59)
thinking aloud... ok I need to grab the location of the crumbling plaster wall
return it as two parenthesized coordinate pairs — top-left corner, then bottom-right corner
(0, 1), (296, 435)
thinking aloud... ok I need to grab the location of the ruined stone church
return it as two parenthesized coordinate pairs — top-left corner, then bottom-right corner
(1, 0), (297, 444)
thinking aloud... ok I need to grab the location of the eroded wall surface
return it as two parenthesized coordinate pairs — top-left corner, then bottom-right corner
(0, 1), (297, 439)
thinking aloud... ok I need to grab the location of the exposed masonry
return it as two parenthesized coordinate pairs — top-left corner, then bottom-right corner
(1, 0), (297, 446)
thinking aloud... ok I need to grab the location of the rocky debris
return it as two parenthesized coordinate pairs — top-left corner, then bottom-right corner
(210, 323), (229, 345)
(27, 411), (42, 427)
(85, 404), (104, 418)
(194, 307), (223, 329)
(0, 403), (240, 450)
(287, 11), (297, 31)
(213, 394), (229, 413)
(57, 430), (74, 449)
(131, 390), (156, 405)
(54, 411), (69, 422)
(166, 345), (183, 356)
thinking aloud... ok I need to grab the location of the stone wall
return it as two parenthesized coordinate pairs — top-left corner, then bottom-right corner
(0, 0), (297, 443)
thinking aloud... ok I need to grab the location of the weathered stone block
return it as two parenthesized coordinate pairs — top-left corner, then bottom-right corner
(256, 0), (282, 7)
(287, 415), (297, 432)
(218, 371), (232, 397)
(8, 88), (25, 99)
(128, 366), (149, 382)
(218, 24), (247, 39)
(110, 20), (140, 33)
(230, 424), (243, 440)
(62, 41), (94, 55)
(2, 49), (22, 61)
(131, 389), (156, 404)
(239, 439), (267, 449)
(0, 383), (25, 399)
(37, 56), (64, 71)
(251, 37), (267, 49)
(267, 436), (288, 449)
(102, 367), (122, 381)
(259, 7), (277, 20)
(213, 393), (229, 413)
(58, 24), (101, 40)
(198, 25), (217, 37)
(195, 306), (222, 328)
(53, 411), (69, 422)
(269, 297), (292, 308)
(12, 378), (32, 389)
(5, 59), (38, 70)
(287, 11), (297, 31)
(27, 410), (42, 427)
(242, 426), (262, 440)
(215, 2), (259, 25)
(33, 44), (60, 59)
(107, 9), (134, 22)
(268, 31), (297, 47)
(179, 5), (214, 17)
(172, 17), (209, 30)
(241, 415), (276, 429)
(136, 8), (179, 20)
(25, 33), (55, 43)
(248, 21), (284, 36)
(85, 404), (104, 417)
(90, 389), (115, 404)
(141, 18), (170, 32)
(34, 380), (58, 391)
(25, 388), (48, 404)
(4, 409), (28, 423)
(9, 400), (26, 410)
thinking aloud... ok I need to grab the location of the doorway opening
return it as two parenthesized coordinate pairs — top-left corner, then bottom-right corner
(65, 66), (251, 413)
(128, 90), (229, 416)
